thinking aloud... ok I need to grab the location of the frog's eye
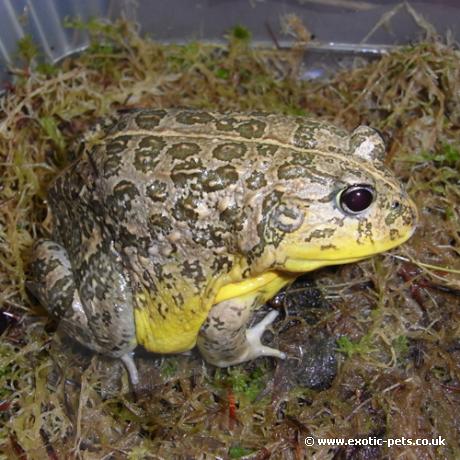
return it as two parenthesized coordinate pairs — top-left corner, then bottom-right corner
(338, 184), (375, 215)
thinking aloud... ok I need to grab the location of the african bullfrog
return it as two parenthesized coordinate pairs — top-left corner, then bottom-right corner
(29, 109), (418, 384)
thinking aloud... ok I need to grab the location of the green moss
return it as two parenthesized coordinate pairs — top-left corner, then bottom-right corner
(407, 143), (460, 167)
(213, 365), (268, 403)
(230, 25), (252, 42)
(36, 62), (58, 76)
(16, 34), (39, 62)
(229, 445), (255, 458)
(160, 357), (178, 377)
(38, 116), (66, 153)
(336, 334), (376, 358)
(392, 335), (410, 361)
(215, 67), (230, 80)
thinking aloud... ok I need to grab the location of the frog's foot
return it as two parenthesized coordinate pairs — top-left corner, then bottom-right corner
(245, 310), (286, 361)
(120, 353), (139, 386)
(197, 301), (286, 367)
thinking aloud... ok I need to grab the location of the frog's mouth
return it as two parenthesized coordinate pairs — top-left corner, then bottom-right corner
(281, 227), (416, 273)
(214, 223), (416, 305)
(283, 255), (367, 272)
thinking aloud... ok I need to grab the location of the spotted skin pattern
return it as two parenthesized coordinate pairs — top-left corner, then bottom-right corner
(29, 109), (418, 384)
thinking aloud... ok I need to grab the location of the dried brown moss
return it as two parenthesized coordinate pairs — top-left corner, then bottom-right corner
(0, 18), (459, 460)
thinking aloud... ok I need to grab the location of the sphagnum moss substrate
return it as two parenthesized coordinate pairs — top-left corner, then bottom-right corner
(0, 19), (459, 459)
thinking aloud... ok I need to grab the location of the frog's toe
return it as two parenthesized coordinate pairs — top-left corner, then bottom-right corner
(246, 310), (286, 360)
(198, 301), (286, 367)
(120, 353), (139, 385)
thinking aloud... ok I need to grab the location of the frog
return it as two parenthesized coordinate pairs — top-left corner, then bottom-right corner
(29, 108), (418, 385)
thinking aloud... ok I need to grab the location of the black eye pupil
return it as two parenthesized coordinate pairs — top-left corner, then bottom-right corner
(340, 185), (374, 214)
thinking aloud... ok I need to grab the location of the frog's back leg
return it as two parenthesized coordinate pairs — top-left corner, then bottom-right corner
(196, 292), (285, 367)
(29, 239), (139, 383)
(28, 240), (76, 320)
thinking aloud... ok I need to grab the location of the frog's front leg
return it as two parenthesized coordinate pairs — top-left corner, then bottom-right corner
(29, 239), (139, 384)
(197, 292), (285, 367)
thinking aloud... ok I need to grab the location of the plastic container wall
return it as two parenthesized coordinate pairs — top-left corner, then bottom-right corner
(0, 0), (459, 85)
